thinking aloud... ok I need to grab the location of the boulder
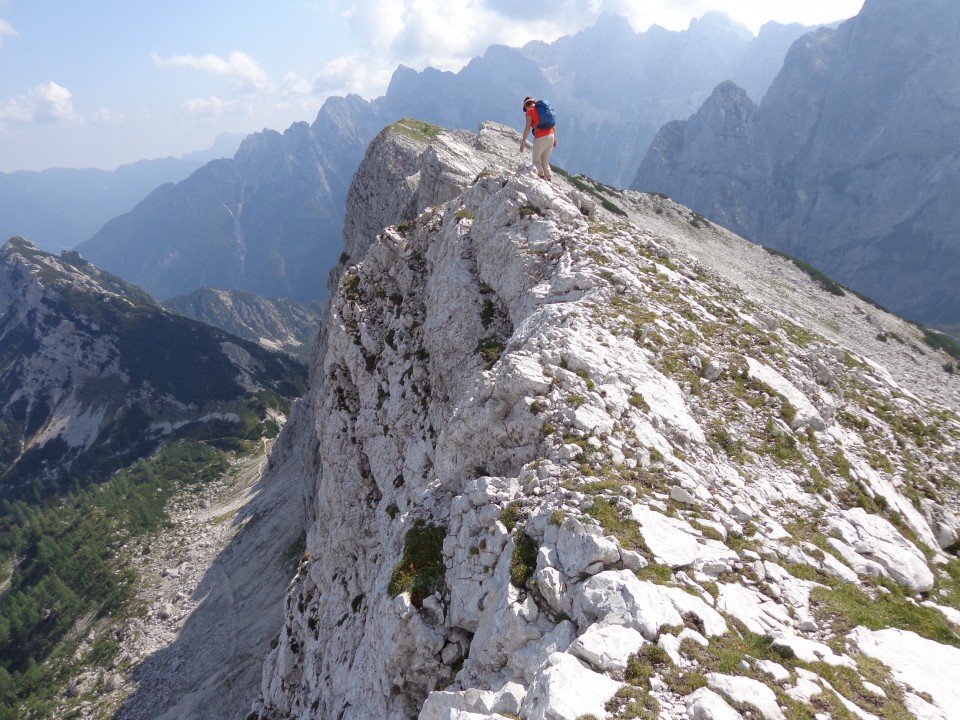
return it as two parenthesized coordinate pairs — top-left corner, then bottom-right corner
(519, 652), (621, 720)
(631, 505), (702, 568)
(706, 673), (785, 720)
(573, 570), (726, 640)
(686, 687), (744, 720)
(568, 623), (646, 673)
(827, 508), (934, 592)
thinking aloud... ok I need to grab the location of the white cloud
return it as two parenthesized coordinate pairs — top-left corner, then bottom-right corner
(0, 82), (79, 126)
(282, 72), (314, 96)
(182, 96), (251, 117)
(153, 51), (272, 92)
(0, 17), (16, 47)
(91, 107), (126, 125)
(313, 0), (865, 100)
(310, 53), (394, 99)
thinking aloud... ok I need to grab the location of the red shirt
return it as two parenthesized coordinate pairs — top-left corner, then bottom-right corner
(526, 106), (555, 139)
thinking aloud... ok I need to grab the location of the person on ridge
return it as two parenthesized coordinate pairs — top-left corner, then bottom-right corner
(520, 96), (558, 182)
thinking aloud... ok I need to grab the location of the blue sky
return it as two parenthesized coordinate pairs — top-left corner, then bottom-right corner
(0, 0), (864, 172)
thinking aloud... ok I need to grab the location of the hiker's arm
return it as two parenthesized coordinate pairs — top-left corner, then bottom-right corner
(520, 115), (533, 150)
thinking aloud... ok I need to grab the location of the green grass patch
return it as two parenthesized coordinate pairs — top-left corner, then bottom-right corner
(500, 503), (521, 532)
(587, 498), (644, 551)
(388, 521), (446, 607)
(812, 582), (960, 647)
(510, 533), (538, 588)
(762, 246), (846, 297)
(391, 118), (442, 143)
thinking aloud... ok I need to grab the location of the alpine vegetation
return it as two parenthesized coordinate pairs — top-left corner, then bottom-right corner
(250, 121), (960, 719)
(0, 238), (308, 718)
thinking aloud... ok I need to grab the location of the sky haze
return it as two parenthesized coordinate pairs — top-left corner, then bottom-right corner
(0, 0), (864, 172)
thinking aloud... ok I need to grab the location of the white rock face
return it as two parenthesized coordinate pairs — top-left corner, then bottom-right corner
(686, 687), (743, 720)
(827, 508), (935, 591)
(706, 673), (785, 720)
(574, 569), (726, 640)
(851, 627), (960, 720)
(631, 505), (702, 568)
(249, 121), (960, 720)
(568, 623), (646, 673)
(519, 653), (621, 720)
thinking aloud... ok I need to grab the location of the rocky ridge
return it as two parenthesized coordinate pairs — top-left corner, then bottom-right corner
(253, 121), (960, 720)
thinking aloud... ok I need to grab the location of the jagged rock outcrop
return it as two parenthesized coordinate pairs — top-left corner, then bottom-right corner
(251, 121), (960, 720)
(164, 287), (322, 361)
(633, 0), (960, 326)
(0, 237), (307, 497)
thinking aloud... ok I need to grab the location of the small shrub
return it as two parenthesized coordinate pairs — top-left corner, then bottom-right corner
(476, 337), (505, 369)
(501, 503), (521, 532)
(388, 521), (446, 607)
(480, 298), (497, 329)
(510, 533), (538, 588)
(575, 369), (596, 391)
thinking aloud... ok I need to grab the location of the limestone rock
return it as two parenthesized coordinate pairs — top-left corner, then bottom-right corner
(686, 687), (744, 720)
(706, 673), (785, 720)
(851, 627), (960, 720)
(568, 623), (646, 673)
(827, 508), (934, 592)
(519, 652), (621, 720)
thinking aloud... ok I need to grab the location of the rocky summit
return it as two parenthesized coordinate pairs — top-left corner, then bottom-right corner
(245, 119), (960, 720)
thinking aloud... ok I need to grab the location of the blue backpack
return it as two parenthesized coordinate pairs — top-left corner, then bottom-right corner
(534, 100), (556, 131)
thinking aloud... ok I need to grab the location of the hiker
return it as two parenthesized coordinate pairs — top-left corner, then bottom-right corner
(520, 96), (558, 181)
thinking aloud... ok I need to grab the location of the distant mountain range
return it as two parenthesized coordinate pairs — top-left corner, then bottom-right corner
(0, 236), (306, 500)
(0, 133), (242, 253)
(633, 0), (960, 326)
(164, 287), (322, 361)
(72, 13), (810, 305)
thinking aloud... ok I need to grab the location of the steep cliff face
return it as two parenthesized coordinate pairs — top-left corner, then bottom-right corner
(253, 122), (960, 720)
(633, 0), (960, 326)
